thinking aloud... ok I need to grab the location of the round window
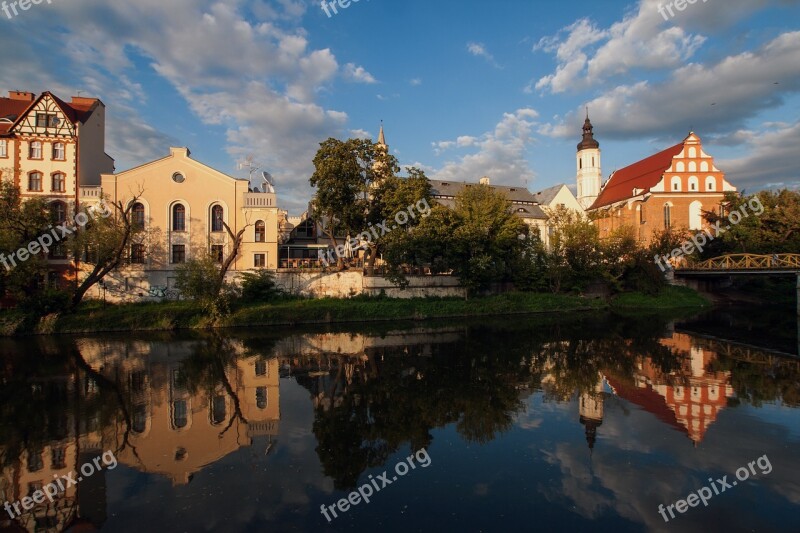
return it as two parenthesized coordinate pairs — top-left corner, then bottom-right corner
(172, 172), (185, 183)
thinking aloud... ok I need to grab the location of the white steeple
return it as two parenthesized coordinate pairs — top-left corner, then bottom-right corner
(576, 109), (602, 210)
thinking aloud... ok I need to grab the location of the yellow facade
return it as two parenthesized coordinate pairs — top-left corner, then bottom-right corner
(95, 147), (279, 300)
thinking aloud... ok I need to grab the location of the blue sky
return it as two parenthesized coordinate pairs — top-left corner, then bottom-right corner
(2, 0), (799, 212)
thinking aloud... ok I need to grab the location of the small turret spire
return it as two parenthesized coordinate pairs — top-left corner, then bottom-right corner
(378, 120), (386, 146)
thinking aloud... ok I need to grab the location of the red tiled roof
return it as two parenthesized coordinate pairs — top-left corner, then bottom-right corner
(589, 142), (684, 210)
(0, 97), (33, 135)
(604, 374), (688, 437)
(0, 91), (100, 135)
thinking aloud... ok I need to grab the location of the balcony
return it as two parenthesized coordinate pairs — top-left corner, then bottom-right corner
(79, 186), (102, 199)
(243, 192), (276, 208)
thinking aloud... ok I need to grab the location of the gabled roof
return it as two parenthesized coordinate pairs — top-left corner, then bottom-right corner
(589, 142), (684, 210)
(44, 92), (98, 125)
(533, 184), (566, 205)
(428, 179), (539, 204)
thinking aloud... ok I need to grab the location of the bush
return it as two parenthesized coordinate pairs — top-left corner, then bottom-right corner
(239, 270), (283, 302)
(20, 288), (71, 315)
(175, 258), (220, 303)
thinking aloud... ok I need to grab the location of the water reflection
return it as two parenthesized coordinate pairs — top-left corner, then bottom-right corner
(0, 313), (798, 532)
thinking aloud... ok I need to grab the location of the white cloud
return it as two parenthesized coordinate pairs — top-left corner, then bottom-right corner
(467, 42), (501, 67)
(540, 32), (800, 141)
(410, 78), (423, 86)
(432, 108), (539, 185)
(533, 1), (706, 93)
(343, 63), (378, 84)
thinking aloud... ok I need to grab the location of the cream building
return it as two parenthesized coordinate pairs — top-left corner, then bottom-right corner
(93, 147), (280, 300)
(0, 90), (114, 281)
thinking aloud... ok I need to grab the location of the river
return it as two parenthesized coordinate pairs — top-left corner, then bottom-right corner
(0, 308), (798, 532)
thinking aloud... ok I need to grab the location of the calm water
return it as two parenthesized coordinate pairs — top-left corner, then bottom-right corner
(1, 309), (799, 533)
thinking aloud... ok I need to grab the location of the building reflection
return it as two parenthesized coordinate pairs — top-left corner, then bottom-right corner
(602, 332), (734, 447)
(0, 337), (280, 531)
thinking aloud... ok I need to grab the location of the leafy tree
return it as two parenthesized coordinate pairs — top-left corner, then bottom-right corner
(310, 138), (399, 266)
(0, 181), (55, 307)
(69, 195), (144, 309)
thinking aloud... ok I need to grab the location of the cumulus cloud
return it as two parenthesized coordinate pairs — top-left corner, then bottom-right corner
(432, 108), (539, 185)
(0, 0), (365, 211)
(540, 32), (800, 142)
(717, 121), (800, 191)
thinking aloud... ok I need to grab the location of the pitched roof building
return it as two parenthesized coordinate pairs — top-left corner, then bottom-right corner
(585, 131), (736, 243)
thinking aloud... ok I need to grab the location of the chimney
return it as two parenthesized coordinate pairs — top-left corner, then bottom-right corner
(8, 91), (35, 102)
(479, 176), (491, 186)
(71, 96), (99, 107)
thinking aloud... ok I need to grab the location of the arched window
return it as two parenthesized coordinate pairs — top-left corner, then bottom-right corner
(29, 141), (42, 159)
(172, 400), (188, 429)
(671, 176), (681, 192)
(50, 201), (67, 223)
(688, 161), (697, 172)
(51, 172), (65, 192)
(689, 201), (703, 230)
(688, 147), (697, 158)
(706, 177), (716, 191)
(700, 161), (709, 172)
(688, 176), (699, 192)
(172, 203), (186, 231)
(255, 220), (265, 242)
(28, 171), (42, 191)
(132, 202), (145, 228)
(211, 205), (224, 232)
(663, 203), (672, 229)
(579, 158), (582, 169)
(132, 404), (147, 434)
(675, 162), (685, 172)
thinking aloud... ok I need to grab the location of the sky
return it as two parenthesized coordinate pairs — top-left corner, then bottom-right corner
(2, 0), (799, 213)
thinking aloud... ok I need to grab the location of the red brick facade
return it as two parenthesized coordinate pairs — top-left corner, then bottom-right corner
(588, 133), (736, 243)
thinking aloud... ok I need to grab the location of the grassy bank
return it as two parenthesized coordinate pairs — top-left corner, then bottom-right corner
(0, 286), (710, 336)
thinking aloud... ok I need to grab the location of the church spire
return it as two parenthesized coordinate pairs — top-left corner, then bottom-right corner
(377, 120), (386, 147)
(578, 109), (600, 151)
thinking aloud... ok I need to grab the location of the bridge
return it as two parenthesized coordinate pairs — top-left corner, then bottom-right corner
(673, 254), (800, 315)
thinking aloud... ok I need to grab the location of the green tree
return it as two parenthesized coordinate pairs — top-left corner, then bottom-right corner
(310, 138), (399, 266)
(0, 181), (55, 309)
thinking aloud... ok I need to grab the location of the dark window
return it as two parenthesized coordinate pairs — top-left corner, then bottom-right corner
(255, 360), (267, 376)
(172, 400), (188, 429)
(50, 201), (67, 223)
(130, 371), (147, 393)
(254, 253), (265, 268)
(255, 220), (265, 242)
(28, 172), (42, 191)
(51, 447), (66, 470)
(132, 202), (145, 228)
(172, 244), (186, 264)
(131, 243), (145, 264)
(51, 172), (65, 192)
(211, 205), (224, 232)
(664, 204), (672, 229)
(49, 243), (68, 260)
(256, 387), (267, 409)
(27, 450), (43, 473)
(133, 404), (147, 433)
(211, 396), (226, 425)
(211, 245), (224, 263)
(36, 113), (56, 128)
(172, 204), (186, 231)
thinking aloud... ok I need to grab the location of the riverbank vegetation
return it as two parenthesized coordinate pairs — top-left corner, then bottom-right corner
(0, 285), (709, 336)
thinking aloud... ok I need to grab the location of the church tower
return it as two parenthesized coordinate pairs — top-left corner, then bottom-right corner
(576, 110), (602, 210)
(579, 375), (605, 451)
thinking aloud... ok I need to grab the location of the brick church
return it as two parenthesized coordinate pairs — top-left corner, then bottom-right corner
(576, 114), (737, 243)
